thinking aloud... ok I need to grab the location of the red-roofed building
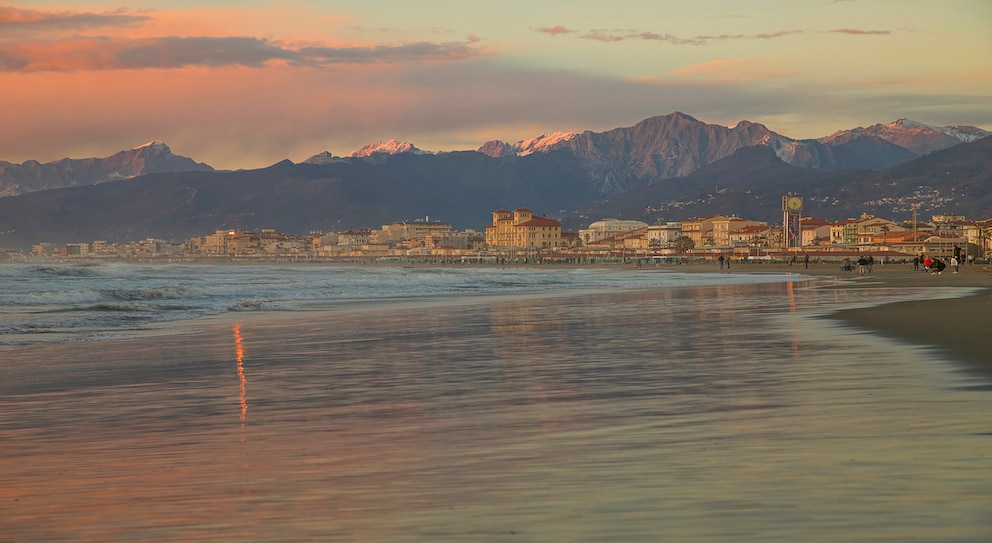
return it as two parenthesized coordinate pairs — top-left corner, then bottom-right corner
(485, 208), (563, 249)
(729, 224), (775, 247)
(799, 218), (832, 247)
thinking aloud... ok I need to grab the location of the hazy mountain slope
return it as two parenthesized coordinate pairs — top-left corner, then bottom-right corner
(481, 113), (915, 195)
(826, 134), (992, 215)
(564, 146), (859, 228)
(566, 136), (992, 228)
(0, 141), (213, 197)
(0, 151), (599, 250)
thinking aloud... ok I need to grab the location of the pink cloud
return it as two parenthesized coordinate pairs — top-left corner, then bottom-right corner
(697, 30), (805, 40)
(0, 6), (149, 30)
(542, 26), (803, 46)
(0, 36), (482, 72)
(535, 25), (574, 37)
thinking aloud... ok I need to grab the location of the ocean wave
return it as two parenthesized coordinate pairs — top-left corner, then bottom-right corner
(96, 287), (188, 301)
(30, 265), (105, 278)
(92, 303), (193, 312)
(230, 300), (277, 311)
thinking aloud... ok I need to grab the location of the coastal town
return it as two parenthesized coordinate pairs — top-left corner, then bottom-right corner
(8, 206), (990, 265)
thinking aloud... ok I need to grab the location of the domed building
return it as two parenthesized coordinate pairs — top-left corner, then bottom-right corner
(578, 219), (650, 245)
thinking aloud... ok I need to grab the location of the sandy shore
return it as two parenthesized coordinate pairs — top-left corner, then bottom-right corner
(734, 261), (992, 374)
(227, 258), (991, 373)
(280, 258), (992, 374)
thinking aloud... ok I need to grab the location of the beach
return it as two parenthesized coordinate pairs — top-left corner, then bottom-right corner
(759, 260), (992, 373)
(2, 261), (990, 542)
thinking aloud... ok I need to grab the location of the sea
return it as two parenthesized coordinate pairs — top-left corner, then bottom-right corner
(1, 262), (990, 542)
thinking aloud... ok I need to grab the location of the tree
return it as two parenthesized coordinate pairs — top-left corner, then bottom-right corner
(673, 235), (695, 254)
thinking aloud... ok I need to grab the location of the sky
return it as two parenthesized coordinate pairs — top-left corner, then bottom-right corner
(2, 0), (990, 170)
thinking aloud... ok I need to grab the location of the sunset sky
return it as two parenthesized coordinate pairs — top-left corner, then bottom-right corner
(3, 0), (990, 169)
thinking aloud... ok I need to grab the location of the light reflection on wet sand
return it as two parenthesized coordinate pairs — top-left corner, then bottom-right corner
(1, 282), (990, 542)
(235, 324), (247, 429)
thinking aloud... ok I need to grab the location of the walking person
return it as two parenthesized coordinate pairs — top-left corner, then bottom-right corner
(857, 255), (869, 277)
(718, 255), (724, 269)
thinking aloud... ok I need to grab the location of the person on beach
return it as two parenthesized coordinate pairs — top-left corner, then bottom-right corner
(718, 255), (725, 269)
(867, 255), (874, 273)
(923, 255), (933, 273)
(912, 255), (920, 271)
(951, 256), (959, 273)
(725, 255), (730, 269)
(857, 255), (869, 276)
(804, 253), (809, 269)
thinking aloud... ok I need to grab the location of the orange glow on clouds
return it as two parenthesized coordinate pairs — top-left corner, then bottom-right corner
(1, 2), (989, 168)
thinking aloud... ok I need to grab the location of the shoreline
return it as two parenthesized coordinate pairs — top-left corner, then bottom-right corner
(784, 263), (992, 375)
(200, 260), (991, 376)
(5, 258), (989, 377)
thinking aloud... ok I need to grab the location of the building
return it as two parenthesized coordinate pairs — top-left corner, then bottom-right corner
(485, 209), (563, 249)
(711, 217), (766, 247)
(855, 216), (904, 245)
(646, 222), (684, 248)
(680, 216), (714, 247)
(799, 218), (832, 247)
(829, 219), (860, 245)
(730, 225), (775, 247)
(338, 229), (373, 246)
(578, 219), (649, 245)
(377, 219), (452, 245)
(681, 216), (762, 248)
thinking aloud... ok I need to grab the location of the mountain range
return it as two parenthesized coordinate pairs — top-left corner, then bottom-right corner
(0, 113), (989, 250)
(0, 141), (213, 197)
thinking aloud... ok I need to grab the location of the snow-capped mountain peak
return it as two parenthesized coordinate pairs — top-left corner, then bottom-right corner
(348, 140), (430, 158)
(515, 132), (577, 156)
(134, 140), (170, 153)
(820, 119), (990, 155)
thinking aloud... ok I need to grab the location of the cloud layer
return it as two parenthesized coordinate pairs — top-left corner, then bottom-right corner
(0, 36), (481, 72)
(536, 25), (888, 45)
(2, 3), (988, 170)
(0, 6), (482, 72)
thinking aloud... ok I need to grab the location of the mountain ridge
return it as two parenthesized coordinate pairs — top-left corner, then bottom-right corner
(1, 135), (990, 251)
(0, 141), (214, 197)
(5, 113), (986, 200)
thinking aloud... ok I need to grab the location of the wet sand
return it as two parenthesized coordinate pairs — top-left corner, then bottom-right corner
(3, 262), (990, 542)
(724, 261), (992, 373)
(227, 258), (992, 372)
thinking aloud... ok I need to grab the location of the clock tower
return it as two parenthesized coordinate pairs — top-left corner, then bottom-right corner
(782, 196), (803, 249)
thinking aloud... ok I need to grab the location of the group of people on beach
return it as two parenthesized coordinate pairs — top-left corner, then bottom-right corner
(912, 245), (966, 275)
(838, 255), (875, 276)
(915, 255), (958, 275)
